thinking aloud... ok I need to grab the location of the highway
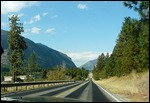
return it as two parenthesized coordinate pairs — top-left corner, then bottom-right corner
(1, 79), (120, 102)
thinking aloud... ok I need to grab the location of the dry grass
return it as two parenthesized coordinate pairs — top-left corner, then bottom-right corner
(94, 70), (149, 102)
(1, 85), (46, 94)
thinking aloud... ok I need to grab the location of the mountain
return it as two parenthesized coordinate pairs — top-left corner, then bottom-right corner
(1, 29), (76, 69)
(80, 59), (98, 71)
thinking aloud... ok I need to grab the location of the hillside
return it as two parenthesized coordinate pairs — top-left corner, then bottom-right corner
(80, 59), (97, 71)
(1, 29), (76, 70)
(94, 70), (149, 102)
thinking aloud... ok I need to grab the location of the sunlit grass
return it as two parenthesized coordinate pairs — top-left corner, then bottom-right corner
(94, 70), (149, 102)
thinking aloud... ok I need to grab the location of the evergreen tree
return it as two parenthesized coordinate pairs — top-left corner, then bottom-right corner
(27, 52), (39, 77)
(103, 53), (110, 78)
(93, 53), (106, 79)
(113, 41), (124, 76)
(123, 1), (149, 72)
(96, 53), (105, 72)
(120, 17), (140, 74)
(123, 1), (149, 21)
(8, 15), (27, 82)
(93, 1), (149, 79)
(137, 21), (149, 71)
(40, 69), (47, 79)
(107, 53), (115, 76)
(92, 66), (99, 80)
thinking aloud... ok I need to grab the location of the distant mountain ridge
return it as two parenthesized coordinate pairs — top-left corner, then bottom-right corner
(80, 59), (98, 71)
(1, 29), (76, 69)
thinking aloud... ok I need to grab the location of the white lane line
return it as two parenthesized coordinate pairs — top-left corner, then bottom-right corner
(93, 81), (121, 102)
(78, 80), (92, 102)
(23, 83), (80, 97)
(54, 81), (89, 98)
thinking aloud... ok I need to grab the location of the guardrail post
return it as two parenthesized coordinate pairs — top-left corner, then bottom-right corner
(4, 87), (6, 92)
(16, 86), (18, 91)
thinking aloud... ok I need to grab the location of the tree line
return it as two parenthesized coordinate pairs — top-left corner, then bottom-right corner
(93, 1), (149, 80)
(40, 66), (89, 81)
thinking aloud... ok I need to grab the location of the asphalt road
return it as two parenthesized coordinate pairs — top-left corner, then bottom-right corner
(1, 79), (119, 102)
(65, 79), (111, 102)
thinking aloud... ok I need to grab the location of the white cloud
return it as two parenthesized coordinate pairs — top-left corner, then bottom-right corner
(31, 27), (41, 34)
(21, 29), (30, 36)
(43, 12), (48, 16)
(66, 51), (100, 62)
(18, 13), (24, 17)
(45, 28), (55, 33)
(51, 15), (58, 19)
(23, 21), (27, 25)
(22, 27), (41, 36)
(29, 14), (40, 24)
(77, 3), (88, 10)
(66, 51), (112, 67)
(1, 1), (38, 14)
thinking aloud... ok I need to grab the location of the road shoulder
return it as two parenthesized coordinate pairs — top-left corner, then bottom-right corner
(92, 79), (128, 102)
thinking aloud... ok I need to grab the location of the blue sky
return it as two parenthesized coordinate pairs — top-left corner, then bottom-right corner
(1, 1), (139, 67)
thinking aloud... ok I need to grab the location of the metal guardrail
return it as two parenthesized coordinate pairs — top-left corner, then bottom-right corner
(1, 80), (75, 87)
(1, 80), (75, 92)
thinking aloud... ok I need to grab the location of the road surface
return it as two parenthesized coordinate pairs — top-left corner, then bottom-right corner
(1, 79), (120, 102)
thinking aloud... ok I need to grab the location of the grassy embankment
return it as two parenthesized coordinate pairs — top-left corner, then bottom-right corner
(94, 70), (149, 102)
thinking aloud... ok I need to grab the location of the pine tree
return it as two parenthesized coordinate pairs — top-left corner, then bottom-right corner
(27, 52), (39, 77)
(123, 1), (149, 21)
(103, 53), (110, 78)
(93, 53), (106, 79)
(137, 21), (149, 71)
(40, 69), (47, 79)
(113, 37), (124, 76)
(8, 15), (27, 82)
(96, 53), (105, 72)
(121, 17), (140, 74)
(123, 1), (149, 72)
(92, 66), (99, 80)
